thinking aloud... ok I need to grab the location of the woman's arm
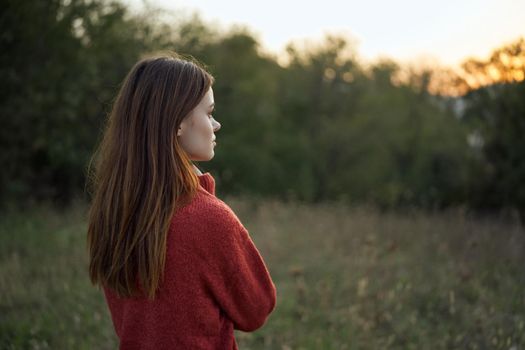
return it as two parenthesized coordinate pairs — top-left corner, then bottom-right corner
(198, 201), (277, 332)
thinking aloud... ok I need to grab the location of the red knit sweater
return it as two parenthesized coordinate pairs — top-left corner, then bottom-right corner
(102, 172), (277, 349)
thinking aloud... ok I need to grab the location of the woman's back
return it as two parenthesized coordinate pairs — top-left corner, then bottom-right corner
(102, 172), (277, 350)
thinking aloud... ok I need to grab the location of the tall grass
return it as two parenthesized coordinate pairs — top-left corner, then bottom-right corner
(1, 198), (524, 349)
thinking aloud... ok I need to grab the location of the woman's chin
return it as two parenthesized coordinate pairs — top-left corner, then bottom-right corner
(189, 149), (215, 162)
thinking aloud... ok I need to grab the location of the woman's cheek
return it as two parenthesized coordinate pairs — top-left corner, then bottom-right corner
(193, 131), (209, 153)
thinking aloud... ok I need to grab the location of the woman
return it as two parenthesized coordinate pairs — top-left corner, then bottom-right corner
(86, 52), (277, 349)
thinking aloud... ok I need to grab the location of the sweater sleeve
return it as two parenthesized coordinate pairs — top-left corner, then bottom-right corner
(199, 201), (277, 332)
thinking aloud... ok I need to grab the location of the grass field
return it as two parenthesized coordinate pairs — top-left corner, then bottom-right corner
(1, 198), (524, 349)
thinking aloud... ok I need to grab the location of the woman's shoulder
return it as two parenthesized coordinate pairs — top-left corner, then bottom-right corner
(169, 192), (248, 255)
(174, 187), (243, 232)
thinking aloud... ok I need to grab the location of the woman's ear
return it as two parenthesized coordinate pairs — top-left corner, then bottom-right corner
(177, 120), (186, 137)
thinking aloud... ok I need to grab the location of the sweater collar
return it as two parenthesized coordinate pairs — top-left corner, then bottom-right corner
(198, 172), (216, 195)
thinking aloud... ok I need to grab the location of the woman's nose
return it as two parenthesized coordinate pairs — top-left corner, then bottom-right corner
(213, 120), (221, 132)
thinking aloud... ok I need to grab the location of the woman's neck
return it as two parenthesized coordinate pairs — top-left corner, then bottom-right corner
(193, 164), (203, 175)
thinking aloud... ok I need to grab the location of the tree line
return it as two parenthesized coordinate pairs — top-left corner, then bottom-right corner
(1, 0), (524, 221)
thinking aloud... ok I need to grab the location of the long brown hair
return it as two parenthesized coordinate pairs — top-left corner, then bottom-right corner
(86, 52), (214, 300)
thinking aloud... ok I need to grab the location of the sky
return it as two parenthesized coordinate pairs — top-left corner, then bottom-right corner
(126, 0), (525, 68)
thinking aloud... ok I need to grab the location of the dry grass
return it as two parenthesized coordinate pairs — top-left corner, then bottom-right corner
(1, 197), (524, 349)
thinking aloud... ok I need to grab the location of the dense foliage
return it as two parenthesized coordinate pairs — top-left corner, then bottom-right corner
(1, 0), (524, 220)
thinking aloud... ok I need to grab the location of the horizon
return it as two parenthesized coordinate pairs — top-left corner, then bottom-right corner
(125, 0), (525, 69)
